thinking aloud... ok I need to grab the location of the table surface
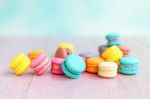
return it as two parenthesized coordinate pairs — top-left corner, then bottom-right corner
(0, 36), (150, 99)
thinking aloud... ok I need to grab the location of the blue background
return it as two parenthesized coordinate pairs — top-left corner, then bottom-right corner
(0, 0), (150, 37)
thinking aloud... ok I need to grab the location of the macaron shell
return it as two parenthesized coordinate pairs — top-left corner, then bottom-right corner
(86, 57), (104, 66)
(119, 68), (138, 75)
(62, 62), (80, 79)
(51, 58), (64, 65)
(65, 54), (86, 74)
(105, 32), (120, 39)
(98, 71), (117, 78)
(120, 56), (139, 65)
(58, 43), (74, 52)
(100, 62), (118, 69)
(102, 46), (118, 58)
(107, 41), (122, 46)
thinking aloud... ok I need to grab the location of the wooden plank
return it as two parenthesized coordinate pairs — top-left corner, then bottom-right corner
(0, 37), (48, 99)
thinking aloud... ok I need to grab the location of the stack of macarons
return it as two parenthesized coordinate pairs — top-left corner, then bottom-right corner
(9, 33), (140, 79)
(98, 32), (139, 77)
(50, 43), (74, 76)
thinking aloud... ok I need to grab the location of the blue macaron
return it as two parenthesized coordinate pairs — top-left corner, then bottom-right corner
(105, 32), (120, 40)
(105, 32), (122, 46)
(62, 54), (86, 79)
(119, 56), (140, 75)
(107, 40), (122, 46)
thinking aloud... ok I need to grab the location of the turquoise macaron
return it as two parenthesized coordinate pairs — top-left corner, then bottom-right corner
(105, 32), (122, 46)
(105, 32), (120, 40)
(119, 56), (140, 75)
(62, 54), (86, 79)
(107, 40), (122, 46)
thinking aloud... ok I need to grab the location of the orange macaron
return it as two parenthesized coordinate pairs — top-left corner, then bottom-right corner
(86, 57), (105, 73)
(28, 50), (45, 60)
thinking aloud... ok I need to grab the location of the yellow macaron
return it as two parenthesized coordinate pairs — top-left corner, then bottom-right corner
(86, 57), (105, 73)
(10, 53), (31, 75)
(98, 62), (118, 78)
(102, 46), (123, 62)
(28, 49), (44, 60)
(58, 43), (74, 52)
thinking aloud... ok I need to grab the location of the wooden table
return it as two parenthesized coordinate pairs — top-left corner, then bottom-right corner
(0, 36), (149, 99)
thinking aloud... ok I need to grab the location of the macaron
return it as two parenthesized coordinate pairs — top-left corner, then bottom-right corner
(105, 32), (122, 46)
(58, 43), (74, 52)
(79, 52), (95, 61)
(62, 54), (86, 79)
(102, 46), (123, 62)
(119, 46), (130, 56)
(28, 49), (44, 60)
(98, 45), (108, 55)
(30, 54), (50, 75)
(55, 48), (72, 58)
(98, 62), (118, 78)
(9, 53), (31, 75)
(51, 58), (64, 74)
(86, 57), (104, 73)
(119, 56), (139, 75)
(116, 60), (121, 68)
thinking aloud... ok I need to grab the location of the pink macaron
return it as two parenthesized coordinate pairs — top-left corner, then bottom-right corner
(119, 46), (130, 56)
(51, 58), (64, 74)
(30, 54), (51, 75)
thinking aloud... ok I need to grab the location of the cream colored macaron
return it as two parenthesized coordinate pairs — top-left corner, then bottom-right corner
(98, 62), (118, 78)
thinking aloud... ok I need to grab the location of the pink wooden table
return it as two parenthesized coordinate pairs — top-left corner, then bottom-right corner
(0, 36), (149, 99)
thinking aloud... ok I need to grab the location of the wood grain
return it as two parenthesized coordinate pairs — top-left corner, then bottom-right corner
(0, 37), (149, 99)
